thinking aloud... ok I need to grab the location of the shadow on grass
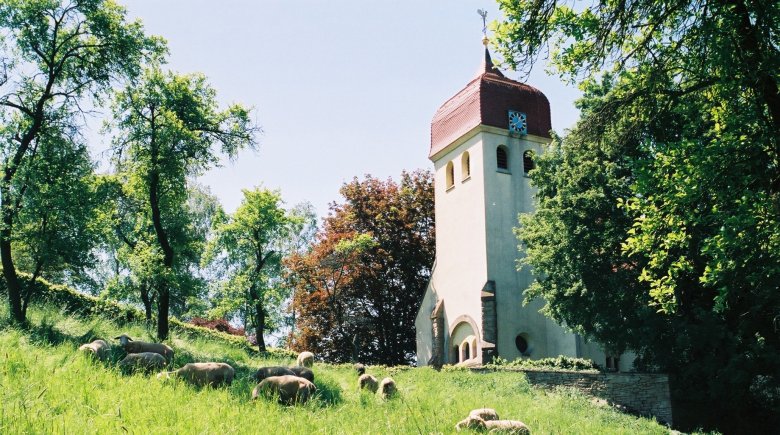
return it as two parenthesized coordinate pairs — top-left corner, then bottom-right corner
(313, 375), (343, 406)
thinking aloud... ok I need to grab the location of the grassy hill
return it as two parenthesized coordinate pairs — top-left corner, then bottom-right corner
(0, 303), (678, 434)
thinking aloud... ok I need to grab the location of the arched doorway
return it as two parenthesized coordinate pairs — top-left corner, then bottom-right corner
(450, 319), (479, 364)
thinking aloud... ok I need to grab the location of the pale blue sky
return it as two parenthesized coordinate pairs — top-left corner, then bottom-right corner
(107, 1), (581, 217)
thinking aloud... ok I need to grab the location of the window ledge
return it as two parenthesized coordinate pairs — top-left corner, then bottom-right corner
(446, 185), (455, 192)
(496, 168), (511, 174)
(461, 175), (471, 183)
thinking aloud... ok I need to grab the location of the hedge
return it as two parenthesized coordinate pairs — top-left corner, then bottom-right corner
(0, 272), (295, 359)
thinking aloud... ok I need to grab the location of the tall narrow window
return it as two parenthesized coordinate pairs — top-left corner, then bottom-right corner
(497, 146), (509, 170)
(523, 150), (535, 174)
(461, 342), (470, 362)
(446, 161), (454, 189)
(461, 151), (470, 180)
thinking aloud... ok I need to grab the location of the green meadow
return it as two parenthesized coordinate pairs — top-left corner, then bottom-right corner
(0, 304), (677, 434)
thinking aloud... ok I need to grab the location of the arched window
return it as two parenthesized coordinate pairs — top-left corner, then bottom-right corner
(515, 334), (529, 354)
(461, 151), (471, 180)
(523, 150), (535, 174)
(497, 146), (509, 170)
(461, 342), (470, 362)
(445, 161), (455, 189)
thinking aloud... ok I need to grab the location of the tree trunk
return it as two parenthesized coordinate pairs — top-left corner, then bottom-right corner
(150, 175), (174, 340)
(351, 333), (360, 363)
(148, 132), (174, 340)
(0, 65), (53, 325)
(1, 181), (23, 324)
(255, 302), (266, 352)
(140, 284), (153, 322)
(21, 262), (43, 319)
(157, 287), (170, 341)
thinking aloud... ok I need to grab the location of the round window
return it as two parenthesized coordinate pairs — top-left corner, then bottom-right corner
(515, 334), (529, 354)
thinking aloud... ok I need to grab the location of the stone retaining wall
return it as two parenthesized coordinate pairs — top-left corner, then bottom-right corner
(476, 369), (673, 425)
(524, 371), (672, 425)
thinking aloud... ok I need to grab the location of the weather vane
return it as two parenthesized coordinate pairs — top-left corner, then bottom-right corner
(477, 9), (489, 46)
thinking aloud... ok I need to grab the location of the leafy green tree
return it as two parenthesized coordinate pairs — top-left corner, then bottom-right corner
(12, 128), (112, 316)
(0, 0), (161, 323)
(204, 188), (314, 352)
(497, 0), (779, 431)
(109, 66), (257, 339)
(102, 181), (219, 321)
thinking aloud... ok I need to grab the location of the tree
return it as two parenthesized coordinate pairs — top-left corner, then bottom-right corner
(287, 170), (434, 364)
(496, 0), (780, 431)
(103, 181), (220, 321)
(109, 66), (257, 339)
(12, 126), (111, 316)
(0, 0), (161, 323)
(204, 188), (314, 352)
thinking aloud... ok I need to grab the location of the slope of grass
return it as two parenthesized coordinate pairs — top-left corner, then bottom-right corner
(0, 304), (676, 434)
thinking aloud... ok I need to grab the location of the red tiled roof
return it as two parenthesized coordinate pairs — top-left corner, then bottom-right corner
(429, 49), (552, 158)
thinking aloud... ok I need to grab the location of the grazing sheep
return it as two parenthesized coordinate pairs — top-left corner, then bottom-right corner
(289, 366), (314, 382)
(119, 352), (167, 373)
(252, 375), (317, 405)
(252, 366), (296, 383)
(358, 374), (378, 393)
(378, 377), (397, 399)
(114, 334), (174, 363)
(468, 408), (500, 421)
(78, 339), (109, 361)
(455, 415), (530, 434)
(354, 363), (366, 376)
(296, 351), (314, 368)
(157, 362), (235, 387)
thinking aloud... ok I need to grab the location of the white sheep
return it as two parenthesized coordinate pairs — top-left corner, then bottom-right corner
(119, 352), (167, 373)
(252, 375), (317, 405)
(296, 351), (314, 368)
(358, 373), (378, 393)
(468, 408), (500, 421)
(157, 362), (235, 387)
(114, 334), (174, 363)
(78, 339), (110, 361)
(455, 415), (530, 434)
(378, 377), (397, 399)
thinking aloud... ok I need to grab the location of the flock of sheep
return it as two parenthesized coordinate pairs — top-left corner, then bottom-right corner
(77, 336), (397, 406)
(79, 336), (530, 433)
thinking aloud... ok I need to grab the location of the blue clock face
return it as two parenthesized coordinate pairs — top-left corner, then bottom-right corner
(508, 110), (527, 135)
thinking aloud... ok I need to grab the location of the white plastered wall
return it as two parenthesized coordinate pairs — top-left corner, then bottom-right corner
(417, 125), (634, 371)
(479, 128), (578, 361)
(428, 130), (489, 364)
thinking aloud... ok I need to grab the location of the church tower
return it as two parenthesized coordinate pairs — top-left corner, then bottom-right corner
(415, 46), (619, 369)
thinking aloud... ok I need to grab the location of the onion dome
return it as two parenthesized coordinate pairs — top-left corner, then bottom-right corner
(430, 49), (552, 158)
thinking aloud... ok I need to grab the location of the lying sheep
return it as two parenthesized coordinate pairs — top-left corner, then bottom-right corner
(354, 363), (366, 376)
(289, 366), (314, 382)
(358, 373), (378, 393)
(119, 352), (167, 373)
(157, 362), (235, 388)
(296, 351), (314, 368)
(79, 339), (110, 361)
(378, 377), (397, 399)
(455, 415), (530, 434)
(252, 375), (317, 405)
(115, 334), (174, 363)
(468, 408), (500, 421)
(253, 366), (296, 383)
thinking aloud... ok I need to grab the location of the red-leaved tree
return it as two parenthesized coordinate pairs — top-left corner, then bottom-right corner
(286, 170), (434, 365)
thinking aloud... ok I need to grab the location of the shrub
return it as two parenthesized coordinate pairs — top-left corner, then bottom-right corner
(189, 317), (245, 336)
(486, 355), (600, 372)
(0, 273), (294, 358)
